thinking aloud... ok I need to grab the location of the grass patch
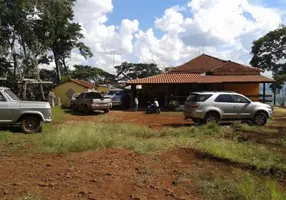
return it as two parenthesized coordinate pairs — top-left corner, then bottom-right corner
(0, 131), (10, 143)
(199, 138), (286, 174)
(233, 122), (278, 134)
(51, 106), (65, 122)
(198, 169), (286, 200)
(279, 137), (286, 147)
(41, 123), (176, 154)
(40, 123), (229, 154)
(16, 194), (45, 200)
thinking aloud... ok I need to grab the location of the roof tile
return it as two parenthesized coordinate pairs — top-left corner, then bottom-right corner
(127, 73), (274, 85)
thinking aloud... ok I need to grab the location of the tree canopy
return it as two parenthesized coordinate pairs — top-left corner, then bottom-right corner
(0, 0), (91, 99)
(115, 62), (162, 80)
(250, 25), (286, 92)
(72, 65), (115, 84)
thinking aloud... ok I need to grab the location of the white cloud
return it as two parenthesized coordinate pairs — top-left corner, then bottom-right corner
(63, 0), (285, 74)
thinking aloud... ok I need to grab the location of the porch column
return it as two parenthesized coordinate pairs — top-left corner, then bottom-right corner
(164, 84), (169, 107)
(262, 83), (266, 103)
(130, 84), (136, 107)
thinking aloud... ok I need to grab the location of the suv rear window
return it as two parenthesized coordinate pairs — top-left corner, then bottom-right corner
(187, 94), (212, 102)
(85, 92), (102, 99)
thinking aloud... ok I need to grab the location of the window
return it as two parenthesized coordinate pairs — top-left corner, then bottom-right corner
(85, 92), (102, 99)
(78, 93), (84, 99)
(232, 95), (250, 104)
(214, 94), (233, 103)
(187, 94), (213, 102)
(0, 93), (6, 102)
(4, 89), (20, 101)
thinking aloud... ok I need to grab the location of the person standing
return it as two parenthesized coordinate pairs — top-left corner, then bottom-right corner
(134, 96), (139, 112)
(154, 97), (160, 114)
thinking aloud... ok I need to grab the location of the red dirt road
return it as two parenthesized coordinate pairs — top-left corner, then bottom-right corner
(0, 148), (221, 200)
(0, 110), (285, 199)
(64, 111), (193, 129)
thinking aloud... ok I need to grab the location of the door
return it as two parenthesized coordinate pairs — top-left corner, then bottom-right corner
(214, 94), (236, 119)
(74, 93), (84, 109)
(231, 94), (253, 119)
(0, 92), (12, 123)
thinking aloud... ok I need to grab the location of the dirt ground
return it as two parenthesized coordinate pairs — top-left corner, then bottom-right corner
(64, 111), (193, 129)
(0, 110), (285, 200)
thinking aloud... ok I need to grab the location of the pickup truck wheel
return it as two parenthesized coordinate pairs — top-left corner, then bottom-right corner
(253, 112), (267, 126)
(104, 109), (110, 113)
(204, 112), (219, 124)
(21, 116), (41, 133)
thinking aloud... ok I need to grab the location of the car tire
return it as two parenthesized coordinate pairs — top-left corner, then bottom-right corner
(104, 109), (110, 113)
(204, 112), (219, 124)
(253, 112), (267, 126)
(21, 116), (41, 134)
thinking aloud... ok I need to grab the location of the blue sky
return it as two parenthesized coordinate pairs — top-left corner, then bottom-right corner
(106, 0), (188, 31)
(70, 0), (286, 73)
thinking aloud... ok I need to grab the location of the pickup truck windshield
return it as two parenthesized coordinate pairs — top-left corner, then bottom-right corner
(5, 89), (21, 101)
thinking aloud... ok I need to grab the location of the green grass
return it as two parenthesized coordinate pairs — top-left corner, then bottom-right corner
(233, 122), (278, 134)
(51, 106), (65, 122)
(198, 169), (286, 200)
(16, 194), (45, 200)
(0, 131), (10, 143)
(198, 138), (286, 173)
(41, 123), (175, 154)
(40, 122), (230, 154)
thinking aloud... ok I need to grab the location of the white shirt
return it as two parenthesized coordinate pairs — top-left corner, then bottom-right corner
(154, 100), (159, 107)
(134, 98), (139, 105)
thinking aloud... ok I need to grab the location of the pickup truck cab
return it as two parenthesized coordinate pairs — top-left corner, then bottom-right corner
(0, 87), (52, 133)
(72, 91), (112, 114)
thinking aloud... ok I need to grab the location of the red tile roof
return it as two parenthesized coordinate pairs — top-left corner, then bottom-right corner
(211, 61), (261, 75)
(167, 54), (261, 75)
(128, 73), (274, 85)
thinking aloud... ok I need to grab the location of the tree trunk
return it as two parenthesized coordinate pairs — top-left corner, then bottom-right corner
(22, 81), (28, 100)
(53, 50), (61, 83)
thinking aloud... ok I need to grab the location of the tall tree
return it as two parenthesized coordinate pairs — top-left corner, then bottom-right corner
(35, 0), (92, 83)
(250, 25), (286, 93)
(115, 62), (162, 80)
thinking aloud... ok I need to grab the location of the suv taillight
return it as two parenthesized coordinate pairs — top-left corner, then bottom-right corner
(190, 103), (199, 108)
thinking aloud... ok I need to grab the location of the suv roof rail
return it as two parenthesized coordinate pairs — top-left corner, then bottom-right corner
(190, 91), (236, 93)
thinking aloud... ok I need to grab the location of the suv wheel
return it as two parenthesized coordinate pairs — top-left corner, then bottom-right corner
(21, 116), (41, 133)
(104, 109), (110, 113)
(204, 112), (219, 124)
(253, 112), (267, 126)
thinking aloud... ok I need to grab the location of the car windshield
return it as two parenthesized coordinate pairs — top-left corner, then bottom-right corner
(4, 89), (21, 101)
(107, 90), (122, 96)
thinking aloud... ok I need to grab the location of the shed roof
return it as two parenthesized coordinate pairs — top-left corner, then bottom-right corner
(56, 79), (98, 89)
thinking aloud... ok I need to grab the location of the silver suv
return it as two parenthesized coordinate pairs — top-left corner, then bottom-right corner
(184, 92), (273, 126)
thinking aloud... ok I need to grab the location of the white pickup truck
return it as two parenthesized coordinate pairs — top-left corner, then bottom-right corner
(72, 91), (112, 114)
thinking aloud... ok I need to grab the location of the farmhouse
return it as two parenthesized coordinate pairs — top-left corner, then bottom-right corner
(127, 54), (274, 107)
(53, 79), (109, 107)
